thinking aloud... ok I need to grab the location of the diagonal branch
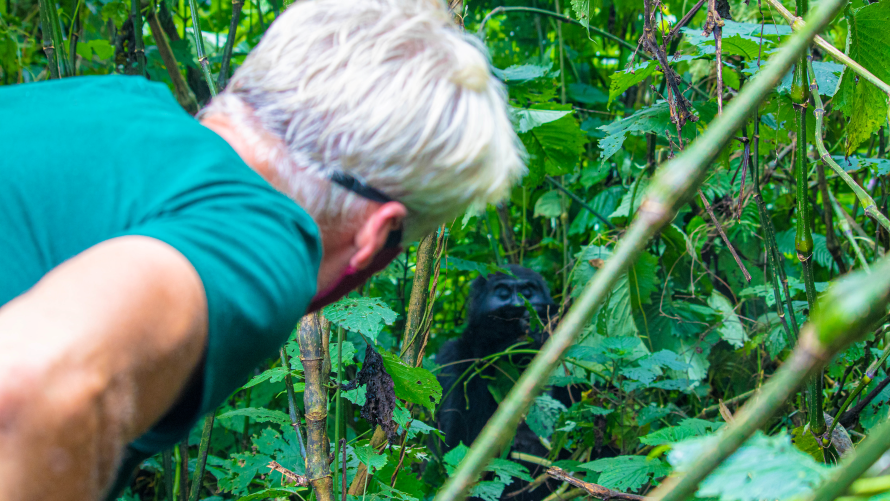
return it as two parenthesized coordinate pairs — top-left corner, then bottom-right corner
(546, 467), (645, 501)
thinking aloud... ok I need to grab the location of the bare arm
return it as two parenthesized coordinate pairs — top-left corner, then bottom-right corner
(0, 236), (208, 500)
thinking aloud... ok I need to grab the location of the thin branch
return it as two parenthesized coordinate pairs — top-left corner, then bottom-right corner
(547, 467), (645, 501)
(697, 189), (752, 282)
(268, 461), (310, 486)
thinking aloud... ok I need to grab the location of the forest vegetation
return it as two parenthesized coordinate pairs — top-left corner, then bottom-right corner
(3, 0), (890, 500)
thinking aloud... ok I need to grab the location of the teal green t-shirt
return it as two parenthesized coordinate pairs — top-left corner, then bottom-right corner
(0, 75), (322, 452)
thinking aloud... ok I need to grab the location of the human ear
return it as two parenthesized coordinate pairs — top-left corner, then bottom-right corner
(349, 202), (407, 270)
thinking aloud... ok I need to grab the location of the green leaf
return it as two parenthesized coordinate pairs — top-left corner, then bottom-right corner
(442, 256), (497, 277)
(235, 487), (306, 501)
(331, 340), (357, 372)
(834, 2), (890, 155)
(488, 458), (533, 483)
(707, 291), (748, 348)
(628, 251), (658, 308)
(533, 190), (566, 218)
(605, 275), (639, 337)
(217, 408), (291, 427)
(513, 108), (573, 134)
(568, 82), (608, 105)
(241, 367), (292, 389)
(492, 62), (553, 84)
(640, 418), (723, 446)
(704, 34), (762, 59)
(323, 297), (398, 342)
(379, 351), (442, 411)
(76, 40), (114, 61)
(527, 394), (567, 439)
(669, 432), (829, 501)
(579, 455), (671, 492)
(608, 60), (659, 107)
(354, 444), (388, 472)
(519, 107), (586, 185)
(470, 482), (506, 501)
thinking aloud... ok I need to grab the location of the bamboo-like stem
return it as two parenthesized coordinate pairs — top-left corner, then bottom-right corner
(279, 347), (308, 462)
(45, 0), (70, 77)
(546, 175), (615, 229)
(763, 0), (890, 98)
(347, 427), (387, 495)
(218, 0), (244, 90)
(187, 414), (215, 501)
(298, 313), (334, 501)
(400, 234), (437, 363)
(332, 326), (344, 501)
(825, 344), (890, 443)
(178, 441), (188, 501)
(147, 3), (198, 114)
(553, 0), (566, 105)
(187, 0), (218, 96)
(653, 253), (890, 501)
(808, 59), (890, 233)
(434, 3), (845, 499)
(131, 0), (145, 76)
(829, 190), (871, 272)
(163, 449), (174, 501)
(751, 121), (795, 341)
(808, 409), (890, 501)
(37, 0), (60, 79)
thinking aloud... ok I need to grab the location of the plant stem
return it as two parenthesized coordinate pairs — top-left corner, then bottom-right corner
(299, 313), (334, 501)
(178, 441), (188, 501)
(131, 0), (146, 76)
(828, 190), (871, 273)
(333, 326), (344, 501)
(434, 2), (845, 498)
(825, 343), (890, 443)
(187, 0), (218, 96)
(147, 2), (198, 114)
(763, 0), (890, 98)
(37, 0), (60, 79)
(280, 347), (308, 462)
(217, 0), (243, 90)
(808, 58), (890, 233)
(163, 449), (174, 501)
(400, 234), (437, 363)
(187, 414), (214, 501)
(808, 412), (890, 501)
(546, 175), (615, 229)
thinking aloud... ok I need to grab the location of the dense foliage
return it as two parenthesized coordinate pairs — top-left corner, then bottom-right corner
(4, 0), (890, 500)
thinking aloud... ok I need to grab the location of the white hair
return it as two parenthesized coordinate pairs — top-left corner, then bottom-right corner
(201, 0), (525, 239)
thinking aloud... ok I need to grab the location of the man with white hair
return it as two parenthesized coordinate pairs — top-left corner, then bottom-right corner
(0, 0), (524, 498)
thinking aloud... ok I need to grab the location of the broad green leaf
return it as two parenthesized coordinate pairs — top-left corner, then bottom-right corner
(606, 275), (639, 337)
(640, 418), (723, 446)
(628, 251), (658, 308)
(533, 190), (566, 218)
(241, 367), (293, 390)
(527, 394), (567, 438)
(354, 444), (388, 472)
(609, 176), (648, 224)
(470, 482), (506, 501)
(442, 256), (498, 277)
(708, 291), (748, 348)
(520, 108), (586, 185)
(640, 350), (692, 371)
(76, 40), (114, 61)
(568, 82), (608, 104)
(488, 458), (533, 483)
(834, 2), (890, 155)
(323, 297), (398, 342)
(703, 34), (762, 59)
(379, 351), (442, 411)
(579, 455), (671, 492)
(669, 432), (829, 501)
(608, 60), (659, 107)
(331, 340), (357, 372)
(492, 62), (553, 84)
(235, 488), (306, 501)
(513, 108), (573, 134)
(217, 407), (291, 427)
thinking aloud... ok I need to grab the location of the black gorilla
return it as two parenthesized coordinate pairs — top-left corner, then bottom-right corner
(435, 265), (560, 500)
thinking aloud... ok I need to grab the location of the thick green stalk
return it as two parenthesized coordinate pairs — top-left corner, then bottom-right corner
(808, 59), (890, 233)
(131, 0), (145, 76)
(828, 190), (870, 273)
(163, 449), (174, 501)
(654, 253), (890, 501)
(400, 234), (437, 364)
(217, 0), (244, 90)
(434, 3), (844, 499)
(178, 441), (188, 501)
(37, 0), (60, 79)
(187, 414), (215, 501)
(46, 0), (70, 76)
(187, 0), (218, 96)
(298, 313), (334, 501)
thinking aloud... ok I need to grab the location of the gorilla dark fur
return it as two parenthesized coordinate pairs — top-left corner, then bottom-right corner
(435, 265), (560, 501)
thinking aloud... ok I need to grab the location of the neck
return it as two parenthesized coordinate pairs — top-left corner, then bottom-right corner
(200, 112), (356, 294)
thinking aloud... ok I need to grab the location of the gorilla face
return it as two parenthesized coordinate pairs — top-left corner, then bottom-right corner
(466, 265), (557, 340)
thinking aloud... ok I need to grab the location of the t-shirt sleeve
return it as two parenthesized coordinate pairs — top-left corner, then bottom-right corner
(118, 183), (322, 453)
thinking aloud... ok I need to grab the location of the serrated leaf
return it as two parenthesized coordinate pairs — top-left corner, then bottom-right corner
(708, 291), (748, 348)
(241, 367), (292, 390)
(621, 366), (658, 384)
(488, 458), (533, 483)
(669, 432), (829, 501)
(579, 455), (671, 492)
(834, 2), (890, 155)
(640, 350), (692, 371)
(323, 297), (398, 342)
(520, 108), (586, 185)
(640, 418), (723, 446)
(379, 351), (442, 411)
(217, 408), (291, 427)
(470, 482), (506, 501)
(527, 394), (567, 439)
(703, 34), (763, 59)
(533, 190), (566, 218)
(354, 444), (388, 472)
(608, 60), (659, 106)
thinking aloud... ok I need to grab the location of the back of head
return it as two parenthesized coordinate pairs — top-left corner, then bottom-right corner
(205, 0), (525, 239)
